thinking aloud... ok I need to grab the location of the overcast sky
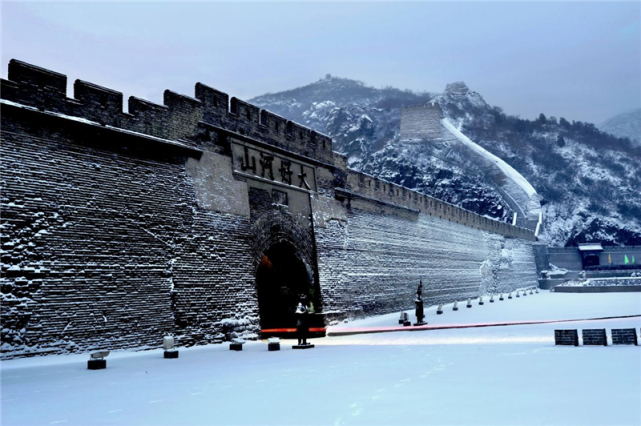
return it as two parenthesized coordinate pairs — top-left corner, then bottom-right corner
(2, 1), (639, 124)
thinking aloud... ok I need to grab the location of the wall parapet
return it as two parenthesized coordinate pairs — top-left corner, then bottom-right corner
(1, 59), (333, 164)
(343, 169), (535, 240)
(335, 188), (420, 215)
(1, 98), (203, 158)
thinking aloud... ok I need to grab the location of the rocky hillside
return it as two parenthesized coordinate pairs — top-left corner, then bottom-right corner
(251, 77), (641, 247)
(599, 108), (641, 144)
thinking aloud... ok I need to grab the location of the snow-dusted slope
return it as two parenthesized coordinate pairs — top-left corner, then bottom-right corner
(599, 108), (641, 144)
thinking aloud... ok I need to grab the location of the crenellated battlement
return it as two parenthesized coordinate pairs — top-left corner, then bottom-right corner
(402, 102), (442, 111)
(1, 59), (334, 163)
(344, 170), (535, 241)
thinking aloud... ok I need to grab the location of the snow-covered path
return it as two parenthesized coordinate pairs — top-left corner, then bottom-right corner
(2, 292), (640, 426)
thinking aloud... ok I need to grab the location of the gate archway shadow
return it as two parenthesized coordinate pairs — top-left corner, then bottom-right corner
(256, 241), (315, 331)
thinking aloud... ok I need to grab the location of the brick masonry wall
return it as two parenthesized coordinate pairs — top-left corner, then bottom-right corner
(532, 243), (550, 274)
(1, 115), (258, 358)
(554, 329), (579, 346)
(582, 329), (607, 346)
(344, 171), (535, 241)
(547, 249), (584, 271)
(315, 205), (538, 319)
(611, 328), (638, 345)
(1, 59), (539, 358)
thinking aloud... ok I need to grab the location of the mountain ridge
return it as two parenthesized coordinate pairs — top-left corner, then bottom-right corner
(598, 108), (641, 144)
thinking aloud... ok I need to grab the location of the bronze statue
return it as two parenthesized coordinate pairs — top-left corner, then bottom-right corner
(414, 279), (426, 325)
(295, 300), (309, 346)
(292, 294), (315, 349)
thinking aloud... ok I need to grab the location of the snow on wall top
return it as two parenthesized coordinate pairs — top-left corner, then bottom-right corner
(442, 118), (543, 224)
(442, 119), (536, 197)
(578, 243), (604, 251)
(0, 59), (335, 164)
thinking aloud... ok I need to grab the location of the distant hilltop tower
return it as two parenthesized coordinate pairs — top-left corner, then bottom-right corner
(397, 85), (542, 232)
(400, 102), (443, 140)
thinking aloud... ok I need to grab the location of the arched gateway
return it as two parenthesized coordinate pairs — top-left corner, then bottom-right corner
(256, 241), (313, 329)
(250, 209), (323, 336)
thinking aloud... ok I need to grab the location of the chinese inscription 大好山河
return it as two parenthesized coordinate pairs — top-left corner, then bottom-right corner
(259, 153), (274, 180)
(234, 142), (315, 192)
(297, 165), (311, 190)
(278, 160), (293, 185)
(241, 146), (256, 174)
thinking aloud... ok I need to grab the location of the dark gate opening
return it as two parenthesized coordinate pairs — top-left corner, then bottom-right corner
(256, 241), (315, 333)
(581, 252), (601, 269)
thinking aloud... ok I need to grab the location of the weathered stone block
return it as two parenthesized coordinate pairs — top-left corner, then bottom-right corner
(555, 329), (579, 346)
(268, 342), (280, 351)
(611, 328), (638, 346)
(87, 359), (106, 370)
(582, 329), (607, 346)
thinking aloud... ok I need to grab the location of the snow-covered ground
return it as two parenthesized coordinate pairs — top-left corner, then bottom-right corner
(330, 291), (641, 330)
(2, 292), (640, 426)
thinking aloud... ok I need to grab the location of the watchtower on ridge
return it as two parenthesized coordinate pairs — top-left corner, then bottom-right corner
(399, 102), (443, 140)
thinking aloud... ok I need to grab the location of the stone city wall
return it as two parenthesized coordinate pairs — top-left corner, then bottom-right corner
(343, 170), (535, 241)
(316, 207), (538, 319)
(1, 60), (537, 358)
(1, 112), (259, 358)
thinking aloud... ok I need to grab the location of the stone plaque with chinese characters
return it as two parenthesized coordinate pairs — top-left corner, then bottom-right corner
(231, 141), (317, 193)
